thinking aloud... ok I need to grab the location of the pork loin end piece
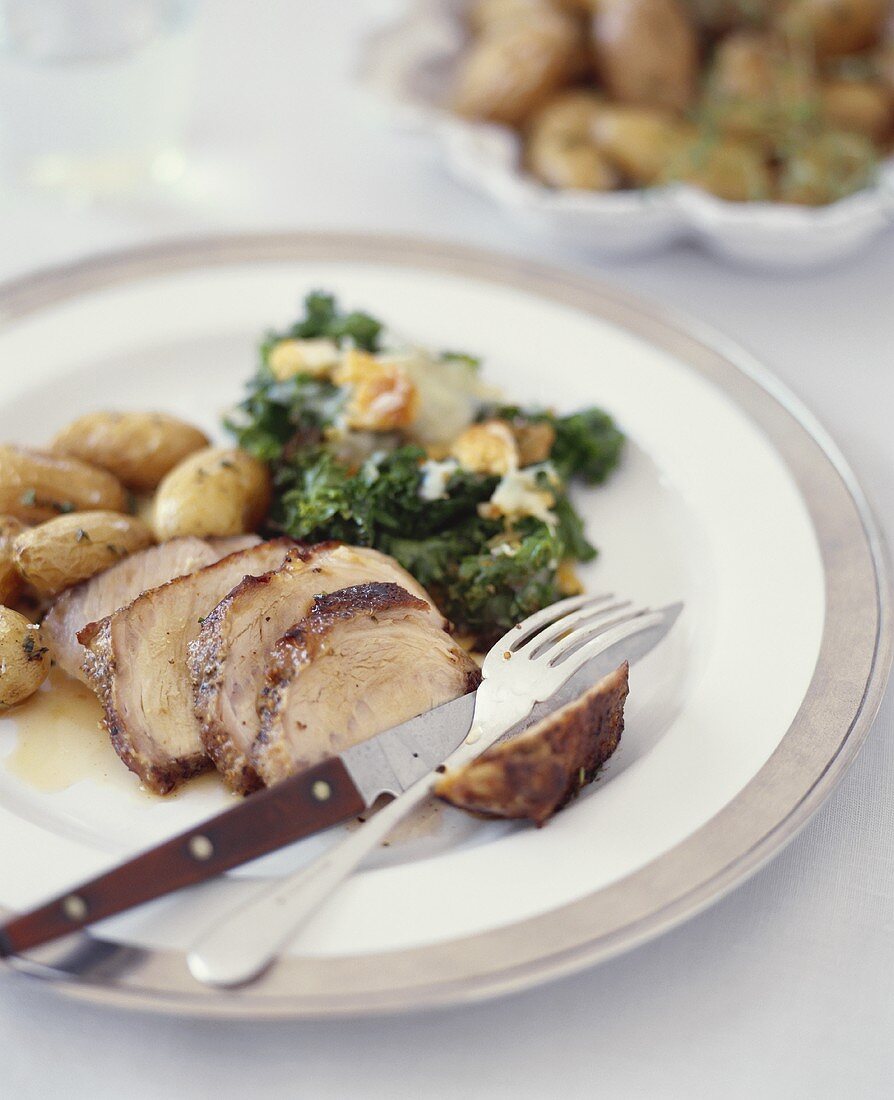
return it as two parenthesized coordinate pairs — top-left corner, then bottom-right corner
(435, 662), (628, 827)
(253, 582), (482, 788)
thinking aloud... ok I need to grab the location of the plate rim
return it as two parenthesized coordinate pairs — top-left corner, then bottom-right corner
(0, 231), (890, 1018)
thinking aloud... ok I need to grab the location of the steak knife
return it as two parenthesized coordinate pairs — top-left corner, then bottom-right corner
(0, 599), (680, 961)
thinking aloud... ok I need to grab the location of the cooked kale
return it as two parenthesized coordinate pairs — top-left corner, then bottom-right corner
(270, 446), (593, 643)
(260, 291), (383, 359)
(439, 350), (482, 371)
(227, 375), (344, 461)
(227, 293), (624, 644)
(274, 445), (497, 545)
(479, 404), (624, 484)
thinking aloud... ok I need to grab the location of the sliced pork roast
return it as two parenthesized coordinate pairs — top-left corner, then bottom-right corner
(190, 543), (445, 793)
(43, 536), (219, 681)
(253, 582), (481, 787)
(79, 539), (293, 794)
(436, 662), (629, 826)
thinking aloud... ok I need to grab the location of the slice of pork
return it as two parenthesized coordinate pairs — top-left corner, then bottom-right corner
(435, 662), (628, 826)
(253, 582), (482, 787)
(206, 535), (262, 556)
(190, 543), (445, 793)
(79, 539), (294, 794)
(43, 536), (219, 681)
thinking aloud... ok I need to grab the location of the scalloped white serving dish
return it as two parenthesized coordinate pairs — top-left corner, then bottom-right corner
(359, 0), (894, 268)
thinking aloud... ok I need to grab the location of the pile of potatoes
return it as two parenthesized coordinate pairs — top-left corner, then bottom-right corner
(451, 0), (894, 203)
(0, 412), (271, 709)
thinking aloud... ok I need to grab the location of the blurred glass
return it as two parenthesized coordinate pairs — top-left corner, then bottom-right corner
(0, 0), (197, 196)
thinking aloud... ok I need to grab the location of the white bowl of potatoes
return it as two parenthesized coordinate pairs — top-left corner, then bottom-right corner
(360, 0), (894, 267)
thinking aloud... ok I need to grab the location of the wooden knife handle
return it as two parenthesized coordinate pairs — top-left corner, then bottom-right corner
(0, 758), (365, 958)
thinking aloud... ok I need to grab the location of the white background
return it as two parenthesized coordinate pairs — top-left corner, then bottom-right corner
(0, 3), (892, 1097)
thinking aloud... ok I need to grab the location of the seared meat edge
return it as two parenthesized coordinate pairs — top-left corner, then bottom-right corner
(79, 538), (294, 794)
(253, 582), (482, 785)
(435, 661), (628, 826)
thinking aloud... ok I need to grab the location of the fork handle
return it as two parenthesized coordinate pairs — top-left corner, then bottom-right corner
(187, 773), (435, 988)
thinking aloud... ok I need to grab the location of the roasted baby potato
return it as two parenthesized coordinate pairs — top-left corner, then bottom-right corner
(0, 516), (26, 606)
(51, 411), (209, 492)
(661, 136), (772, 200)
(591, 0), (699, 113)
(776, 129), (878, 203)
(820, 78), (892, 141)
(528, 130), (619, 188)
(452, 9), (581, 125)
(779, 0), (888, 60)
(12, 511), (154, 598)
(469, 0), (566, 30)
(593, 106), (697, 183)
(0, 608), (49, 708)
(0, 445), (128, 523)
(526, 90), (619, 187)
(685, 0), (775, 33)
(152, 447), (272, 540)
(876, 43), (894, 96)
(527, 89), (605, 140)
(704, 32), (818, 146)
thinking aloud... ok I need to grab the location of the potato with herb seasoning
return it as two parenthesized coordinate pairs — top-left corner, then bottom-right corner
(592, 106), (697, 184)
(469, 0), (564, 30)
(684, 0), (775, 33)
(51, 412), (210, 492)
(591, 0), (699, 113)
(776, 129), (878, 203)
(12, 511), (154, 598)
(526, 90), (619, 188)
(703, 32), (819, 147)
(0, 445), (128, 523)
(452, 8), (581, 125)
(876, 43), (894, 96)
(0, 608), (49, 708)
(152, 447), (271, 540)
(779, 0), (888, 60)
(820, 78), (892, 141)
(661, 135), (772, 200)
(0, 516), (26, 606)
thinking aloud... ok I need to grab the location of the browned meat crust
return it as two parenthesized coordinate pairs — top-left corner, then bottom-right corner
(80, 538), (294, 794)
(189, 543), (332, 794)
(253, 582), (482, 786)
(83, 611), (211, 793)
(189, 542), (445, 794)
(435, 662), (628, 827)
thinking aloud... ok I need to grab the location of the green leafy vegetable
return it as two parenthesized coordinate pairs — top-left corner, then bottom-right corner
(226, 375), (344, 462)
(260, 291), (383, 360)
(226, 292), (625, 644)
(480, 404), (625, 484)
(274, 445), (497, 545)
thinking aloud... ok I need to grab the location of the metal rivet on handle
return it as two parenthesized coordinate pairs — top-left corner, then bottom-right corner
(62, 894), (88, 922)
(188, 835), (214, 861)
(311, 780), (331, 802)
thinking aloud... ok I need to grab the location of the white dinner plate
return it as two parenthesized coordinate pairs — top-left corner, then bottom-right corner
(0, 234), (889, 1017)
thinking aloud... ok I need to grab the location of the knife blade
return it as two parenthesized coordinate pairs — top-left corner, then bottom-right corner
(0, 600), (681, 959)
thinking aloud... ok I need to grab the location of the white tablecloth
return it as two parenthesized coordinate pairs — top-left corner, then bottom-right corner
(1, 4), (892, 1097)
